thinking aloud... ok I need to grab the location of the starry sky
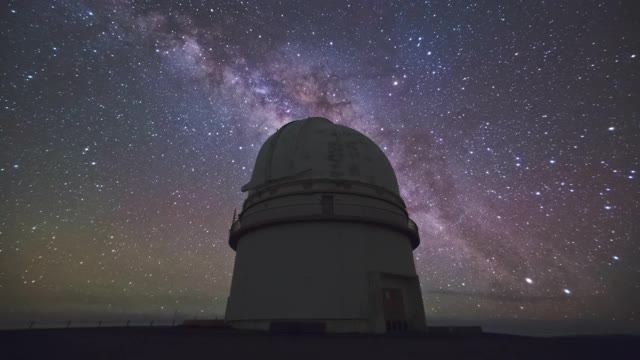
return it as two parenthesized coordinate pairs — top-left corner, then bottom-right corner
(1, 0), (639, 333)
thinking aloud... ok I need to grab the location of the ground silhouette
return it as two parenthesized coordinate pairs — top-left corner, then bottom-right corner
(2, 327), (638, 360)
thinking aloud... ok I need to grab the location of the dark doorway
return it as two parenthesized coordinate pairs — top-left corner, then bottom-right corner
(321, 195), (334, 215)
(382, 288), (408, 333)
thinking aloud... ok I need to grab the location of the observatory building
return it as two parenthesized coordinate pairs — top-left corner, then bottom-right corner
(225, 117), (426, 333)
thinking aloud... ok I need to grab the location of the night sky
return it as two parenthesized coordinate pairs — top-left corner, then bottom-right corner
(1, 1), (639, 333)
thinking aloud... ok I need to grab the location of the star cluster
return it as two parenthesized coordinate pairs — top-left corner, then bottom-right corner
(1, 1), (639, 331)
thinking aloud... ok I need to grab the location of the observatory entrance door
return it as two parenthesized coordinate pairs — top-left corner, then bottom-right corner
(382, 288), (407, 333)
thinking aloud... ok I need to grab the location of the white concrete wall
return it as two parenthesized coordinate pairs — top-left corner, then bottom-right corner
(226, 221), (420, 331)
(226, 183), (425, 333)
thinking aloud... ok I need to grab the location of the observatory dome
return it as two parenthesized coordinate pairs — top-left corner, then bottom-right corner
(226, 117), (426, 334)
(242, 117), (400, 196)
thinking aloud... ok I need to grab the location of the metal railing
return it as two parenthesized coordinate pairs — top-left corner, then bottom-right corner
(229, 202), (420, 248)
(18, 317), (224, 330)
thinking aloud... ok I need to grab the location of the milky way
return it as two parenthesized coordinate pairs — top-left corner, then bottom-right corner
(1, 1), (639, 331)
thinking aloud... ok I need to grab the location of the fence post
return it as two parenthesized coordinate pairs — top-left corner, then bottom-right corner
(173, 309), (177, 326)
(66, 320), (71, 328)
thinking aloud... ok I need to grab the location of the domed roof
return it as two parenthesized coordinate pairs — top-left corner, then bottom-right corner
(242, 117), (400, 195)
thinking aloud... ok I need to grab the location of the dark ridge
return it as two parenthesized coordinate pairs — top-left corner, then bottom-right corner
(2, 327), (638, 360)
